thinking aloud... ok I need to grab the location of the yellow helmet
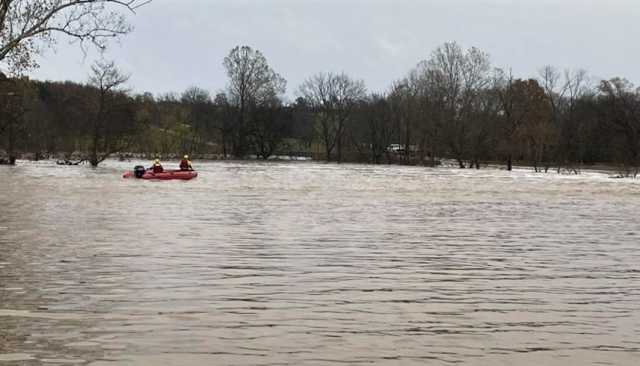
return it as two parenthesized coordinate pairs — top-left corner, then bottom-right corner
(154, 159), (160, 164)
(184, 155), (189, 159)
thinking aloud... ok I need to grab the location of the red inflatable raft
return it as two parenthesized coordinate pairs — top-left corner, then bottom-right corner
(123, 169), (198, 180)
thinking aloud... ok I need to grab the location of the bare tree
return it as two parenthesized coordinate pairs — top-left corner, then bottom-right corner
(387, 79), (420, 164)
(412, 42), (492, 168)
(557, 69), (590, 172)
(0, 73), (25, 164)
(539, 65), (563, 128)
(211, 92), (234, 158)
(352, 94), (395, 164)
(467, 86), (501, 169)
(87, 59), (132, 166)
(223, 45), (286, 157)
(598, 78), (640, 176)
(496, 71), (551, 171)
(249, 99), (290, 160)
(181, 86), (212, 154)
(0, 0), (150, 74)
(181, 86), (210, 105)
(539, 66), (591, 172)
(299, 72), (366, 162)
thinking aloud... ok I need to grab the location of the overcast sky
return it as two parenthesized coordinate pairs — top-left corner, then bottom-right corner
(30, 0), (640, 98)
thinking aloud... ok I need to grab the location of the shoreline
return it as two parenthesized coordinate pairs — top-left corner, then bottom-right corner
(2, 154), (637, 178)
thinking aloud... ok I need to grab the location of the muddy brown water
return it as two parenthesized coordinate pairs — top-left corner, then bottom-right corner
(1, 160), (639, 365)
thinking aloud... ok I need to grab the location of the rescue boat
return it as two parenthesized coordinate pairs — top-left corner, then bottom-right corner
(123, 166), (198, 180)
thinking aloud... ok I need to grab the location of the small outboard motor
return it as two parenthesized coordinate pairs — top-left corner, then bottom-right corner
(133, 165), (146, 178)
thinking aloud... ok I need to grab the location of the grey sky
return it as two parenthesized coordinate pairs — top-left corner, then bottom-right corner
(30, 0), (640, 97)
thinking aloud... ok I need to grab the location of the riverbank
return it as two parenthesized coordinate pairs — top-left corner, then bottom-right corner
(2, 148), (638, 178)
(2, 154), (638, 180)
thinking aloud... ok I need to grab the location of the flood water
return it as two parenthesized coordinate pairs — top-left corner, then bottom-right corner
(1, 160), (639, 365)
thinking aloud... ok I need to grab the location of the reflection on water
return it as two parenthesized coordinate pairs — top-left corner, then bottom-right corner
(1, 160), (639, 365)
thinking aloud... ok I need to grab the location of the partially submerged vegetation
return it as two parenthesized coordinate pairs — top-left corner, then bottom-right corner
(0, 2), (638, 177)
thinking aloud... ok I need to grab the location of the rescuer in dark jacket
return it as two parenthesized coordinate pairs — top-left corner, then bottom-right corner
(179, 155), (193, 171)
(151, 159), (164, 173)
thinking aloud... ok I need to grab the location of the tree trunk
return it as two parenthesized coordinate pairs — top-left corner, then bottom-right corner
(7, 119), (16, 165)
(90, 91), (105, 167)
(431, 146), (437, 167)
(336, 134), (342, 163)
(234, 99), (246, 158)
(324, 141), (332, 162)
(404, 125), (411, 163)
(507, 155), (513, 171)
(90, 130), (100, 167)
(418, 134), (427, 164)
(221, 129), (227, 158)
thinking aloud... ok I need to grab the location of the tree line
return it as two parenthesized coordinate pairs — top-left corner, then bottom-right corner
(1, 43), (639, 175)
(0, 2), (638, 175)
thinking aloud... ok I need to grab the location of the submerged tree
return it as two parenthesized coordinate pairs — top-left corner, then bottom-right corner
(539, 66), (592, 172)
(223, 45), (286, 157)
(386, 79), (421, 164)
(181, 86), (212, 154)
(211, 92), (234, 158)
(299, 72), (366, 162)
(86, 60), (135, 166)
(351, 94), (395, 164)
(496, 72), (550, 171)
(412, 42), (492, 168)
(597, 78), (640, 176)
(249, 99), (291, 160)
(0, 74), (26, 164)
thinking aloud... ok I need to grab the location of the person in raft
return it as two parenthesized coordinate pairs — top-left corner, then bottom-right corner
(179, 155), (193, 171)
(151, 159), (164, 173)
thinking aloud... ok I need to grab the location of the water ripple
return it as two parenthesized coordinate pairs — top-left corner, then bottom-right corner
(1, 161), (639, 365)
